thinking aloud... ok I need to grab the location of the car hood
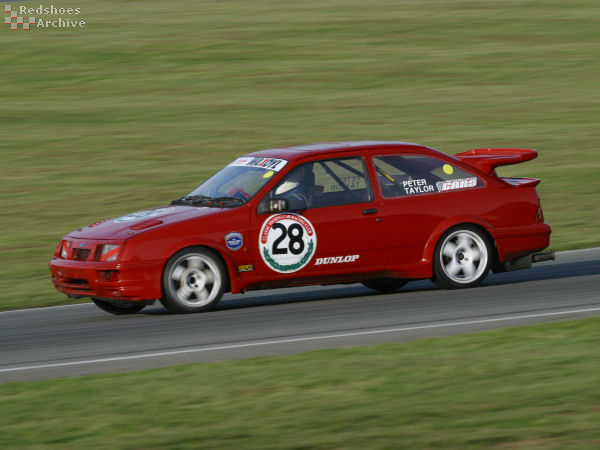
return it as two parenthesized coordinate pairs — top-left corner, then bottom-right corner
(66, 205), (225, 240)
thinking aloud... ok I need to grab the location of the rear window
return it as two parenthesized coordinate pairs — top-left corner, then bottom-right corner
(373, 155), (483, 198)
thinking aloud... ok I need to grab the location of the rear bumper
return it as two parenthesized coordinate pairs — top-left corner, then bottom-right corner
(492, 223), (551, 262)
(49, 258), (163, 302)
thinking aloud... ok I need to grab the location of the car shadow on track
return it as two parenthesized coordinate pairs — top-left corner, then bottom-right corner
(141, 258), (599, 315)
(484, 259), (600, 287)
(215, 286), (382, 311)
(141, 285), (386, 315)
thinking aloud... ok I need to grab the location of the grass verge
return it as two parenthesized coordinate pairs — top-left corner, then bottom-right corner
(1, 0), (599, 309)
(1, 316), (599, 448)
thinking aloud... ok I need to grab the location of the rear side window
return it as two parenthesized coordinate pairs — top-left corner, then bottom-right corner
(373, 155), (483, 198)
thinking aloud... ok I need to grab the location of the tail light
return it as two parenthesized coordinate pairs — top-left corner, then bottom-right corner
(536, 206), (545, 223)
(98, 244), (122, 261)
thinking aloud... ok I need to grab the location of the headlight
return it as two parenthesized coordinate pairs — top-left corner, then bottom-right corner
(60, 241), (71, 258)
(98, 244), (121, 262)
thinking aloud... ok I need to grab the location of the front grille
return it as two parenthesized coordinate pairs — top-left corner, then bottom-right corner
(62, 278), (91, 291)
(72, 248), (91, 261)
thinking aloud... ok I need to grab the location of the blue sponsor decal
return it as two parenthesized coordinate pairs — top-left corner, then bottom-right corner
(225, 232), (243, 251)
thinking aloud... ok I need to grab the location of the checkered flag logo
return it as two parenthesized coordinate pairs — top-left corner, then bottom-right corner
(5, 5), (36, 30)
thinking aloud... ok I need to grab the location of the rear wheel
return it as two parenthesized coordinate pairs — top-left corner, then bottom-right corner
(433, 225), (492, 289)
(362, 278), (408, 293)
(92, 298), (146, 315)
(161, 247), (226, 313)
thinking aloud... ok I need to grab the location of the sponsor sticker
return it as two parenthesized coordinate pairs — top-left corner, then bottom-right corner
(259, 213), (317, 273)
(443, 164), (454, 175)
(229, 157), (288, 172)
(238, 264), (254, 272)
(327, 175), (366, 192)
(403, 178), (435, 195)
(225, 232), (243, 251)
(436, 177), (478, 192)
(314, 255), (360, 265)
(114, 207), (175, 223)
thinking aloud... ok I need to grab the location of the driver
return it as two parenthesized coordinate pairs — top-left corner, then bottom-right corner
(275, 165), (313, 210)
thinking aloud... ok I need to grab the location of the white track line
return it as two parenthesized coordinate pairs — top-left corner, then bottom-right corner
(0, 303), (90, 315)
(2, 306), (600, 374)
(2, 247), (599, 316)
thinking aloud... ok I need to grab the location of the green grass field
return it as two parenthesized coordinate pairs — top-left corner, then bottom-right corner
(1, 317), (599, 448)
(1, 0), (599, 309)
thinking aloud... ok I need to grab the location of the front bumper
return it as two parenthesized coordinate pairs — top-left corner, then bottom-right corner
(49, 257), (163, 302)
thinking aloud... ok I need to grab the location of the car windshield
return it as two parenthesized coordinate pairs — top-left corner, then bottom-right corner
(185, 157), (288, 204)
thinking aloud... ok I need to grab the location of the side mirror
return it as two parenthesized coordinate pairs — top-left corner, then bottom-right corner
(268, 198), (289, 213)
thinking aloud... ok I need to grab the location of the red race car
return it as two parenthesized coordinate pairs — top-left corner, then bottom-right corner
(49, 141), (553, 314)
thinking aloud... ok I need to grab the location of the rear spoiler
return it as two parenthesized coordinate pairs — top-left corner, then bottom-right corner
(454, 148), (537, 176)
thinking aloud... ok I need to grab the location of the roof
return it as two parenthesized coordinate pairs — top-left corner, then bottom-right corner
(247, 141), (430, 161)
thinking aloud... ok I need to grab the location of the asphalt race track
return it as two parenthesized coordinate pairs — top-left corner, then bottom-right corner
(1, 248), (599, 383)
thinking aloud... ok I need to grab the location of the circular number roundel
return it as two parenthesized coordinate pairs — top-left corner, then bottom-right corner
(259, 214), (317, 273)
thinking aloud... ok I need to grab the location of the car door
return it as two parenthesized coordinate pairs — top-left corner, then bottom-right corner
(251, 156), (390, 281)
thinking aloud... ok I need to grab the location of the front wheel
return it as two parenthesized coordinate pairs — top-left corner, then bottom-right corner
(161, 247), (227, 313)
(433, 225), (492, 289)
(92, 298), (146, 315)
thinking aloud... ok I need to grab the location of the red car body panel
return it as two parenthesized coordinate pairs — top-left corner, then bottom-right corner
(49, 142), (551, 302)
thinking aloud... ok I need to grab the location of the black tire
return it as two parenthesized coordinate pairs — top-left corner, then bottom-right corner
(433, 225), (492, 289)
(362, 278), (408, 293)
(161, 247), (227, 314)
(92, 298), (146, 315)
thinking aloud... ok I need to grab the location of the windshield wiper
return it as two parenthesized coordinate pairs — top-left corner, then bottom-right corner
(210, 196), (247, 206)
(170, 195), (212, 206)
(170, 195), (246, 207)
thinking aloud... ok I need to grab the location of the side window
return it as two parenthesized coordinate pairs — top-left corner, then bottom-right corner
(373, 155), (483, 198)
(260, 157), (373, 212)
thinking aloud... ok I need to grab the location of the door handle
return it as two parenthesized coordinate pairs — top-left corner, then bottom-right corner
(362, 208), (378, 215)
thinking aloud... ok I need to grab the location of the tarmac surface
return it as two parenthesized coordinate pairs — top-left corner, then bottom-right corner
(1, 247), (598, 383)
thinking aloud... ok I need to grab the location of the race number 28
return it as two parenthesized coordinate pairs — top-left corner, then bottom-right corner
(260, 214), (317, 273)
(272, 223), (305, 255)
